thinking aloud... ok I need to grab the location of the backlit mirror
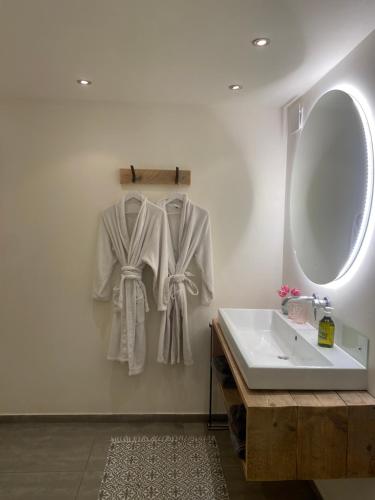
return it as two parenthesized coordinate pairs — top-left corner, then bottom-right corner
(290, 89), (373, 284)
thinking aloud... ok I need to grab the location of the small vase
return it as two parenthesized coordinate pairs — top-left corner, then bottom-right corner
(293, 302), (307, 324)
(288, 302), (298, 320)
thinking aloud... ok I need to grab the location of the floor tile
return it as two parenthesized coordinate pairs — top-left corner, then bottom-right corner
(85, 438), (109, 472)
(225, 474), (264, 497)
(0, 472), (81, 500)
(183, 422), (208, 435)
(262, 481), (318, 500)
(214, 431), (242, 467)
(222, 464), (247, 482)
(0, 424), (95, 473)
(77, 470), (103, 500)
(228, 494), (266, 500)
(88, 421), (185, 439)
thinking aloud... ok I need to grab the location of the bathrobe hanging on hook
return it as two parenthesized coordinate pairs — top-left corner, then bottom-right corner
(93, 192), (168, 375)
(157, 193), (214, 365)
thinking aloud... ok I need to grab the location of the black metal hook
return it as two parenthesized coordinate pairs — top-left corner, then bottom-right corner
(175, 166), (180, 185)
(130, 165), (137, 183)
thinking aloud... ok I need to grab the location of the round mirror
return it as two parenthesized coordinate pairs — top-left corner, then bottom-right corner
(290, 89), (373, 284)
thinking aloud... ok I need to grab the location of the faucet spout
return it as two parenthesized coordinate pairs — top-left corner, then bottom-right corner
(281, 294), (331, 318)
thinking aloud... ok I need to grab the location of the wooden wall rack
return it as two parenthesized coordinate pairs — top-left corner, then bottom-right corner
(120, 166), (191, 185)
(212, 318), (375, 481)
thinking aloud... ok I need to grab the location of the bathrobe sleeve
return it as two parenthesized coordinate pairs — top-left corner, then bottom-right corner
(195, 214), (214, 305)
(144, 209), (169, 311)
(92, 215), (117, 301)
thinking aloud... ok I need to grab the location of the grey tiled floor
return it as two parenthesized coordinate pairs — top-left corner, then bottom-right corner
(0, 422), (319, 499)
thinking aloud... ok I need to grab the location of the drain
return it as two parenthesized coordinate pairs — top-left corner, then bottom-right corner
(277, 355), (289, 360)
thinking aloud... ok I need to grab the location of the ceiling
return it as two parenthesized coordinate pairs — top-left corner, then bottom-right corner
(0, 0), (374, 106)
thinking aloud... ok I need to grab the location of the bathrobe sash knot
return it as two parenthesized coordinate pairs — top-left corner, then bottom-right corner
(161, 271), (199, 365)
(163, 271), (199, 303)
(115, 265), (149, 313)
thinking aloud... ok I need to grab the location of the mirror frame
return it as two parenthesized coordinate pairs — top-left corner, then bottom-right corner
(291, 86), (375, 287)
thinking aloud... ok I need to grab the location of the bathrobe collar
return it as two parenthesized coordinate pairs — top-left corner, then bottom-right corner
(159, 193), (192, 270)
(116, 192), (147, 257)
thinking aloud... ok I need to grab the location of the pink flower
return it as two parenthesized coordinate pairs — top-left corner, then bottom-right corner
(277, 284), (301, 299)
(277, 285), (290, 298)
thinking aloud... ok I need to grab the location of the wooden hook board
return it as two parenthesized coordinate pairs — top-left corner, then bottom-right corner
(120, 168), (191, 185)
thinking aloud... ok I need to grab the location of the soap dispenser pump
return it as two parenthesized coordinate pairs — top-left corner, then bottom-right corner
(318, 307), (335, 348)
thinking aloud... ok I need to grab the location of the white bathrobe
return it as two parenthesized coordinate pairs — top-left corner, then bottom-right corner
(93, 193), (168, 375)
(157, 194), (214, 365)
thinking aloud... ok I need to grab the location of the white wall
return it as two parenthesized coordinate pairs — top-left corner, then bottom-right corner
(0, 98), (284, 415)
(283, 31), (375, 499)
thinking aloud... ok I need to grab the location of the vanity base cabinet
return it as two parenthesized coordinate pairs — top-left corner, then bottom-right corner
(212, 319), (375, 481)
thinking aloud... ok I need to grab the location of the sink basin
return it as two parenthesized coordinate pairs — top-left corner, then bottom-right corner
(218, 308), (367, 390)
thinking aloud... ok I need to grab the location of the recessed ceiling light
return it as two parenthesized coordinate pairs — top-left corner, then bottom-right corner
(252, 37), (270, 47)
(77, 79), (92, 86)
(229, 84), (242, 91)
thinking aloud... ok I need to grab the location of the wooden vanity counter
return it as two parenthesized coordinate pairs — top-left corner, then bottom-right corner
(212, 318), (375, 481)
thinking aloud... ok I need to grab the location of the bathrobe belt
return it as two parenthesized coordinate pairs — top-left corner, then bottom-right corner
(115, 265), (149, 312)
(163, 272), (199, 303)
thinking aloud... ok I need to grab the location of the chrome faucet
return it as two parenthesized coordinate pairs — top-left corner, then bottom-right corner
(281, 293), (331, 320)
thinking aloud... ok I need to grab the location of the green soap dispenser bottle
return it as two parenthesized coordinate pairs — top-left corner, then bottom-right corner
(318, 307), (335, 348)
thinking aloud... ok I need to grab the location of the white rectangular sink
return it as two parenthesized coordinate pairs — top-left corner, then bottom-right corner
(218, 308), (367, 390)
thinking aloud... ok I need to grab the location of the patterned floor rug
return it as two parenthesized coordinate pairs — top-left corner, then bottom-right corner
(98, 435), (229, 500)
